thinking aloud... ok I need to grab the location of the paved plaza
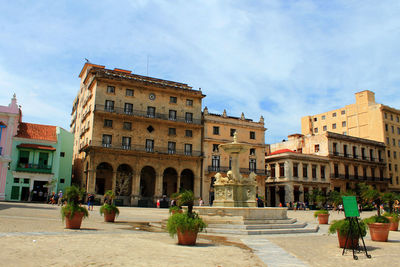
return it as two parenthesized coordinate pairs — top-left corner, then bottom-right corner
(0, 202), (399, 267)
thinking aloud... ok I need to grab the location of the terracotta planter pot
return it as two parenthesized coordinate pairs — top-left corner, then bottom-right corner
(171, 209), (183, 215)
(65, 212), (85, 229)
(337, 231), (359, 249)
(104, 210), (116, 222)
(177, 229), (198, 246)
(317, 214), (329, 224)
(386, 217), (399, 231)
(368, 223), (390, 242)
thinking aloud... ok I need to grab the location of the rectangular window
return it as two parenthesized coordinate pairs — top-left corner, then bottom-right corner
(102, 134), (112, 148)
(60, 152), (65, 157)
(393, 138), (396, 146)
(385, 113), (388, 119)
(145, 139), (154, 152)
(250, 131), (256, 140)
(250, 148), (255, 156)
(363, 167), (367, 179)
(213, 126), (220, 135)
(250, 159), (257, 172)
(186, 99), (193, 106)
(24, 178), (29, 184)
(332, 112), (337, 117)
(303, 164), (308, 178)
(230, 128), (236, 137)
(185, 130), (192, 137)
(321, 166), (325, 179)
(212, 156), (220, 171)
(123, 122), (132, 130)
(397, 127), (400, 135)
(314, 127), (318, 133)
(126, 89), (134, 96)
(333, 142), (338, 155)
(313, 117), (318, 122)
(323, 125), (327, 131)
(392, 125), (395, 133)
(371, 168), (375, 178)
(388, 150), (391, 158)
(389, 163), (392, 171)
(345, 165), (349, 179)
(213, 144), (219, 152)
(293, 164), (298, 177)
(185, 112), (193, 123)
(168, 142), (176, 154)
(147, 106), (155, 118)
(362, 147), (366, 159)
(387, 137), (390, 145)
(270, 164), (276, 177)
(341, 110), (346, 115)
(378, 150), (382, 161)
(314, 144), (319, 152)
(342, 121), (346, 127)
(322, 115), (326, 120)
(312, 165), (317, 179)
(395, 164), (398, 172)
(398, 140), (400, 147)
(105, 100), (114, 112)
(397, 116), (400, 123)
(104, 119), (113, 127)
(353, 146), (357, 158)
(354, 166), (358, 179)
(370, 149), (374, 161)
(334, 164), (339, 178)
(332, 123), (337, 129)
(14, 178), (19, 183)
(170, 96), (177, 103)
(107, 85), (115, 93)
(391, 114), (394, 121)
(343, 145), (348, 157)
(60, 179), (65, 184)
(169, 110), (177, 120)
(122, 137), (131, 150)
(385, 124), (388, 131)
(124, 103), (133, 114)
(184, 144), (192, 156)
(168, 128), (176, 136)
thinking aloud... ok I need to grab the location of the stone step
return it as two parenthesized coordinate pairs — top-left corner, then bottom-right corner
(204, 224), (319, 235)
(207, 222), (307, 230)
(200, 218), (297, 225)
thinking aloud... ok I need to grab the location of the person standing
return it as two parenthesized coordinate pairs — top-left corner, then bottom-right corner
(87, 194), (95, 211)
(57, 190), (63, 206)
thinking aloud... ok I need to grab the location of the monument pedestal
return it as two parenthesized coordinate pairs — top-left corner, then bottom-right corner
(213, 184), (257, 207)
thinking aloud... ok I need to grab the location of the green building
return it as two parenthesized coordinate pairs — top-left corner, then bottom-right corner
(5, 122), (73, 201)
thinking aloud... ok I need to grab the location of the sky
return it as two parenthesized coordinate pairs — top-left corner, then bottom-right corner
(1, 0), (400, 143)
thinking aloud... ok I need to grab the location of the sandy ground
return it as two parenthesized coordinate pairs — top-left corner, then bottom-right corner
(1, 202), (399, 267)
(0, 202), (265, 267)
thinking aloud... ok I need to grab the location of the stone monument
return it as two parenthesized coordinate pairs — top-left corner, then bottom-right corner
(212, 132), (257, 207)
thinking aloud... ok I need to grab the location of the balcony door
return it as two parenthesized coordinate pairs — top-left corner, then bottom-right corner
(38, 152), (49, 168)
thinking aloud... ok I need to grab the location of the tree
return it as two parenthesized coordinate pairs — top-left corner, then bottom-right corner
(361, 184), (382, 216)
(115, 172), (132, 197)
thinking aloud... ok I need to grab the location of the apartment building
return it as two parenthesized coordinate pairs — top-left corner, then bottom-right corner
(301, 90), (400, 192)
(5, 122), (73, 201)
(71, 63), (205, 206)
(266, 132), (388, 206)
(203, 108), (266, 205)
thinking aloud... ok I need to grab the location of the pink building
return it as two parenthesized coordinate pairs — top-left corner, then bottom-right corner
(0, 94), (20, 200)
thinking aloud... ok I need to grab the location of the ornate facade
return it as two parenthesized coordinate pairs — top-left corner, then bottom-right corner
(71, 63), (205, 206)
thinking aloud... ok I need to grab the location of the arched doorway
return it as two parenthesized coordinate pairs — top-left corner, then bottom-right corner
(96, 162), (113, 195)
(163, 167), (178, 196)
(180, 169), (194, 192)
(140, 166), (156, 198)
(116, 164), (133, 196)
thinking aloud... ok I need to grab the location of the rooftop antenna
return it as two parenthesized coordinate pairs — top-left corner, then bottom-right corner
(85, 58), (90, 63)
(146, 55), (149, 76)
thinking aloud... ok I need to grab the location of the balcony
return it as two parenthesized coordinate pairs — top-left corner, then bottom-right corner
(15, 162), (52, 174)
(329, 152), (383, 163)
(82, 141), (202, 157)
(94, 104), (201, 125)
(206, 166), (265, 175)
(330, 173), (390, 182)
(208, 166), (230, 173)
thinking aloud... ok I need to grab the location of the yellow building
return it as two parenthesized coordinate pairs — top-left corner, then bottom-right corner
(202, 108), (266, 205)
(71, 63), (205, 206)
(301, 90), (400, 192)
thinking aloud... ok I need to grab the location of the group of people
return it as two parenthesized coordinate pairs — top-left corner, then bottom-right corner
(48, 191), (64, 206)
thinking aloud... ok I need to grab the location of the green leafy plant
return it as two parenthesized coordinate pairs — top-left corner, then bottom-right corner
(166, 211), (206, 237)
(382, 212), (399, 222)
(329, 219), (367, 238)
(360, 184), (383, 216)
(169, 205), (180, 214)
(363, 215), (390, 225)
(314, 209), (329, 218)
(100, 190), (119, 216)
(61, 185), (88, 220)
(177, 190), (195, 215)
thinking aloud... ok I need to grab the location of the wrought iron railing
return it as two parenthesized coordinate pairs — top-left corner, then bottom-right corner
(330, 173), (389, 182)
(16, 162), (52, 174)
(94, 104), (201, 125)
(329, 152), (384, 163)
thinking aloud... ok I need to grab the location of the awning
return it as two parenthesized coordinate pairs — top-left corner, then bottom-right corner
(17, 143), (56, 151)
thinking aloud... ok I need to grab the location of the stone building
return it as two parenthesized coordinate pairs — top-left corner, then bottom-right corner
(265, 132), (388, 206)
(71, 63), (205, 206)
(301, 90), (400, 192)
(202, 108), (266, 205)
(0, 94), (20, 200)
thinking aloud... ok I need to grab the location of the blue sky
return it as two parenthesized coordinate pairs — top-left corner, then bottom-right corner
(1, 0), (400, 143)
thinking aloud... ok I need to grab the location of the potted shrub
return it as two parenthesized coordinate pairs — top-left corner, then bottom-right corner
(166, 190), (206, 245)
(100, 190), (119, 222)
(314, 210), (329, 224)
(169, 205), (181, 215)
(329, 219), (367, 248)
(361, 184), (390, 242)
(363, 216), (390, 242)
(382, 212), (399, 231)
(61, 185), (88, 229)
